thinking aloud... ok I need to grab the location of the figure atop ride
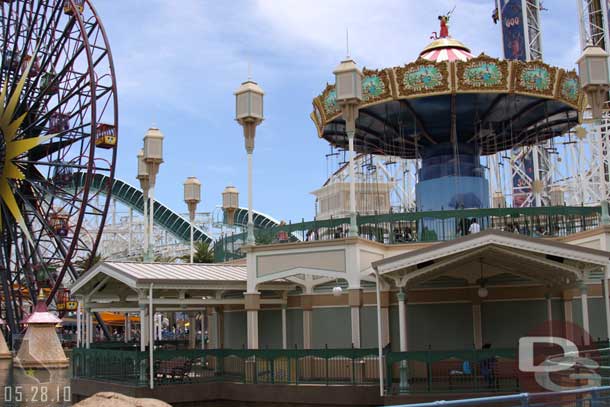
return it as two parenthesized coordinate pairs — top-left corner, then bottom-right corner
(431, 7), (455, 39)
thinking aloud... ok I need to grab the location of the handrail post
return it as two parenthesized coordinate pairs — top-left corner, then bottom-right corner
(520, 392), (529, 407)
(592, 388), (601, 407)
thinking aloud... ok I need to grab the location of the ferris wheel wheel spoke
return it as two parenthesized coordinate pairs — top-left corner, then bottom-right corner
(0, 0), (116, 328)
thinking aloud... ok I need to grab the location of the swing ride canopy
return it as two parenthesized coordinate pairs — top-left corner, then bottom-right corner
(311, 36), (583, 159)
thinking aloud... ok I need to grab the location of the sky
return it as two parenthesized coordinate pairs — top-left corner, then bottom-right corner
(92, 0), (581, 223)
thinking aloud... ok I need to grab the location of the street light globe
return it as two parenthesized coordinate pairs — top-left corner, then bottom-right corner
(183, 176), (201, 205)
(332, 286), (343, 296)
(136, 148), (149, 181)
(235, 80), (264, 124)
(333, 58), (363, 105)
(143, 126), (164, 164)
(477, 286), (488, 298)
(222, 185), (239, 225)
(577, 44), (610, 120)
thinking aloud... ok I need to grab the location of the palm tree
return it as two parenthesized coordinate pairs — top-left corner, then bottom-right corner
(73, 253), (103, 273)
(182, 241), (214, 263)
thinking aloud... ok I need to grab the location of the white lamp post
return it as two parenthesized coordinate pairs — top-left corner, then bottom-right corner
(578, 44), (610, 120)
(143, 126), (164, 262)
(184, 177), (201, 264)
(222, 185), (239, 226)
(235, 77), (264, 244)
(578, 44), (610, 224)
(333, 57), (363, 237)
(136, 149), (150, 259)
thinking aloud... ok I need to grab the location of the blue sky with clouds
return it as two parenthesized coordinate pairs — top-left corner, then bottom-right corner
(93, 0), (580, 222)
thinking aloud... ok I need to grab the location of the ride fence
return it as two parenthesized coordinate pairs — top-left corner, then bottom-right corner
(385, 348), (519, 394)
(214, 206), (601, 262)
(72, 347), (381, 387)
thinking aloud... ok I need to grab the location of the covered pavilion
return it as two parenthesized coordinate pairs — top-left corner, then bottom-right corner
(70, 262), (295, 351)
(372, 229), (610, 354)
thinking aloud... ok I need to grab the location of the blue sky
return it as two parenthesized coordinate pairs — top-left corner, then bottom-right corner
(93, 0), (580, 222)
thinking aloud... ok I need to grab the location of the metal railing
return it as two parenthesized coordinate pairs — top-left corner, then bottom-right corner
(214, 206), (601, 262)
(387, 386), (610, 406)
(386, 348), (519, 394)
(72, 347), (381, 387)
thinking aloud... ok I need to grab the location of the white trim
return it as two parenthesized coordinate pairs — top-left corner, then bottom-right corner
(377, 233), (609, 276)
(256, 267), (346, 285)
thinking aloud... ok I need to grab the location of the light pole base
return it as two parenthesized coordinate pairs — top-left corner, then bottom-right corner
(348, 213), (358, 238)
(602, 201), (610, 225)
(246, 222), (255, 245)
(399, 360), (410, 393)
(143, 248), (154, 263)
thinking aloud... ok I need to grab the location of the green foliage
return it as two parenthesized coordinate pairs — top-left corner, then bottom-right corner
(182, 241), (215, 263)
(74, 253), (103, 272)
(254, 229), (274, 245)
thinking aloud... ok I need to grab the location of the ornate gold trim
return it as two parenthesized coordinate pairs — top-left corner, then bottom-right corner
(454, 54), (509, 93)
(394, 59), (450, 98)
(512, 60), (557, 99)
(311, 57), (583, 129)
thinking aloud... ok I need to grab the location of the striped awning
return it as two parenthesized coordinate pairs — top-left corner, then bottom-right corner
(420, 46), (474, 62)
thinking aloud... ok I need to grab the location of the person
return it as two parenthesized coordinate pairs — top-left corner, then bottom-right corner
(480, 343), (497, 388)
(404, 226), (414, 242)
(513, 223), (520, 234)
(468, 218), (480, 234)
(276, 221), (289, 243)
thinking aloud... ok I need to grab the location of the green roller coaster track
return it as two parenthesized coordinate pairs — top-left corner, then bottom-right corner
(74, 173), (280, 245)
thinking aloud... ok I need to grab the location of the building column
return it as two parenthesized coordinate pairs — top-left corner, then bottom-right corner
(545, 293), (553, 338)
(397, 291), (408, 351)
(349, 289), (362, 348)
(76, 300), (82, 348)
(86, 309), (93, 348)
(580, 283), (591, 346)
(216, 306), (225, 349)
(380, 291), (390, 347)
(281, 304), (287, 349)
(603, 277), (610, 342)
(397, 290), (409, 391)
(302, 295), (313, 349)
(245, 293), (260, 349)
(563, 293), (574, 342)
(124, 313), (129, 342)
(472, 300), (483, 350)
(188, 313), (197, 349)
(139, 306), (147, 352)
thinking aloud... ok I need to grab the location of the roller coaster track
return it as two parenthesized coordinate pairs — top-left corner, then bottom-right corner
(74, 173), (279, 245)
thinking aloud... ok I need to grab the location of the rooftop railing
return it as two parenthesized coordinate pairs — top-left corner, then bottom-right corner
(215, 206), (602, 262)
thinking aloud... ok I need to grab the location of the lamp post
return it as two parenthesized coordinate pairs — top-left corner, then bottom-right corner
(143, 126), (164, 262)
(222, 185), (239, 226)
(578, 44), (610, 224)
(235, 77), (264, 245)
(333, 57), (363, 237)
(136, 149), (150, 259)
(184, 177), (201, 264)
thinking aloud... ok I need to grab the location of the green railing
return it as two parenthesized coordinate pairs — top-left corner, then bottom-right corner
(386, 348), (518, 394)
(73, 347), (525, 393)
(215, 206), (601, 262)
(72, 347), (381, 387)
(72, 348), (148, 386)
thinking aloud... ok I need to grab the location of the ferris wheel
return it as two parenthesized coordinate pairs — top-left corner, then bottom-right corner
(0, 0), (117, 330)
